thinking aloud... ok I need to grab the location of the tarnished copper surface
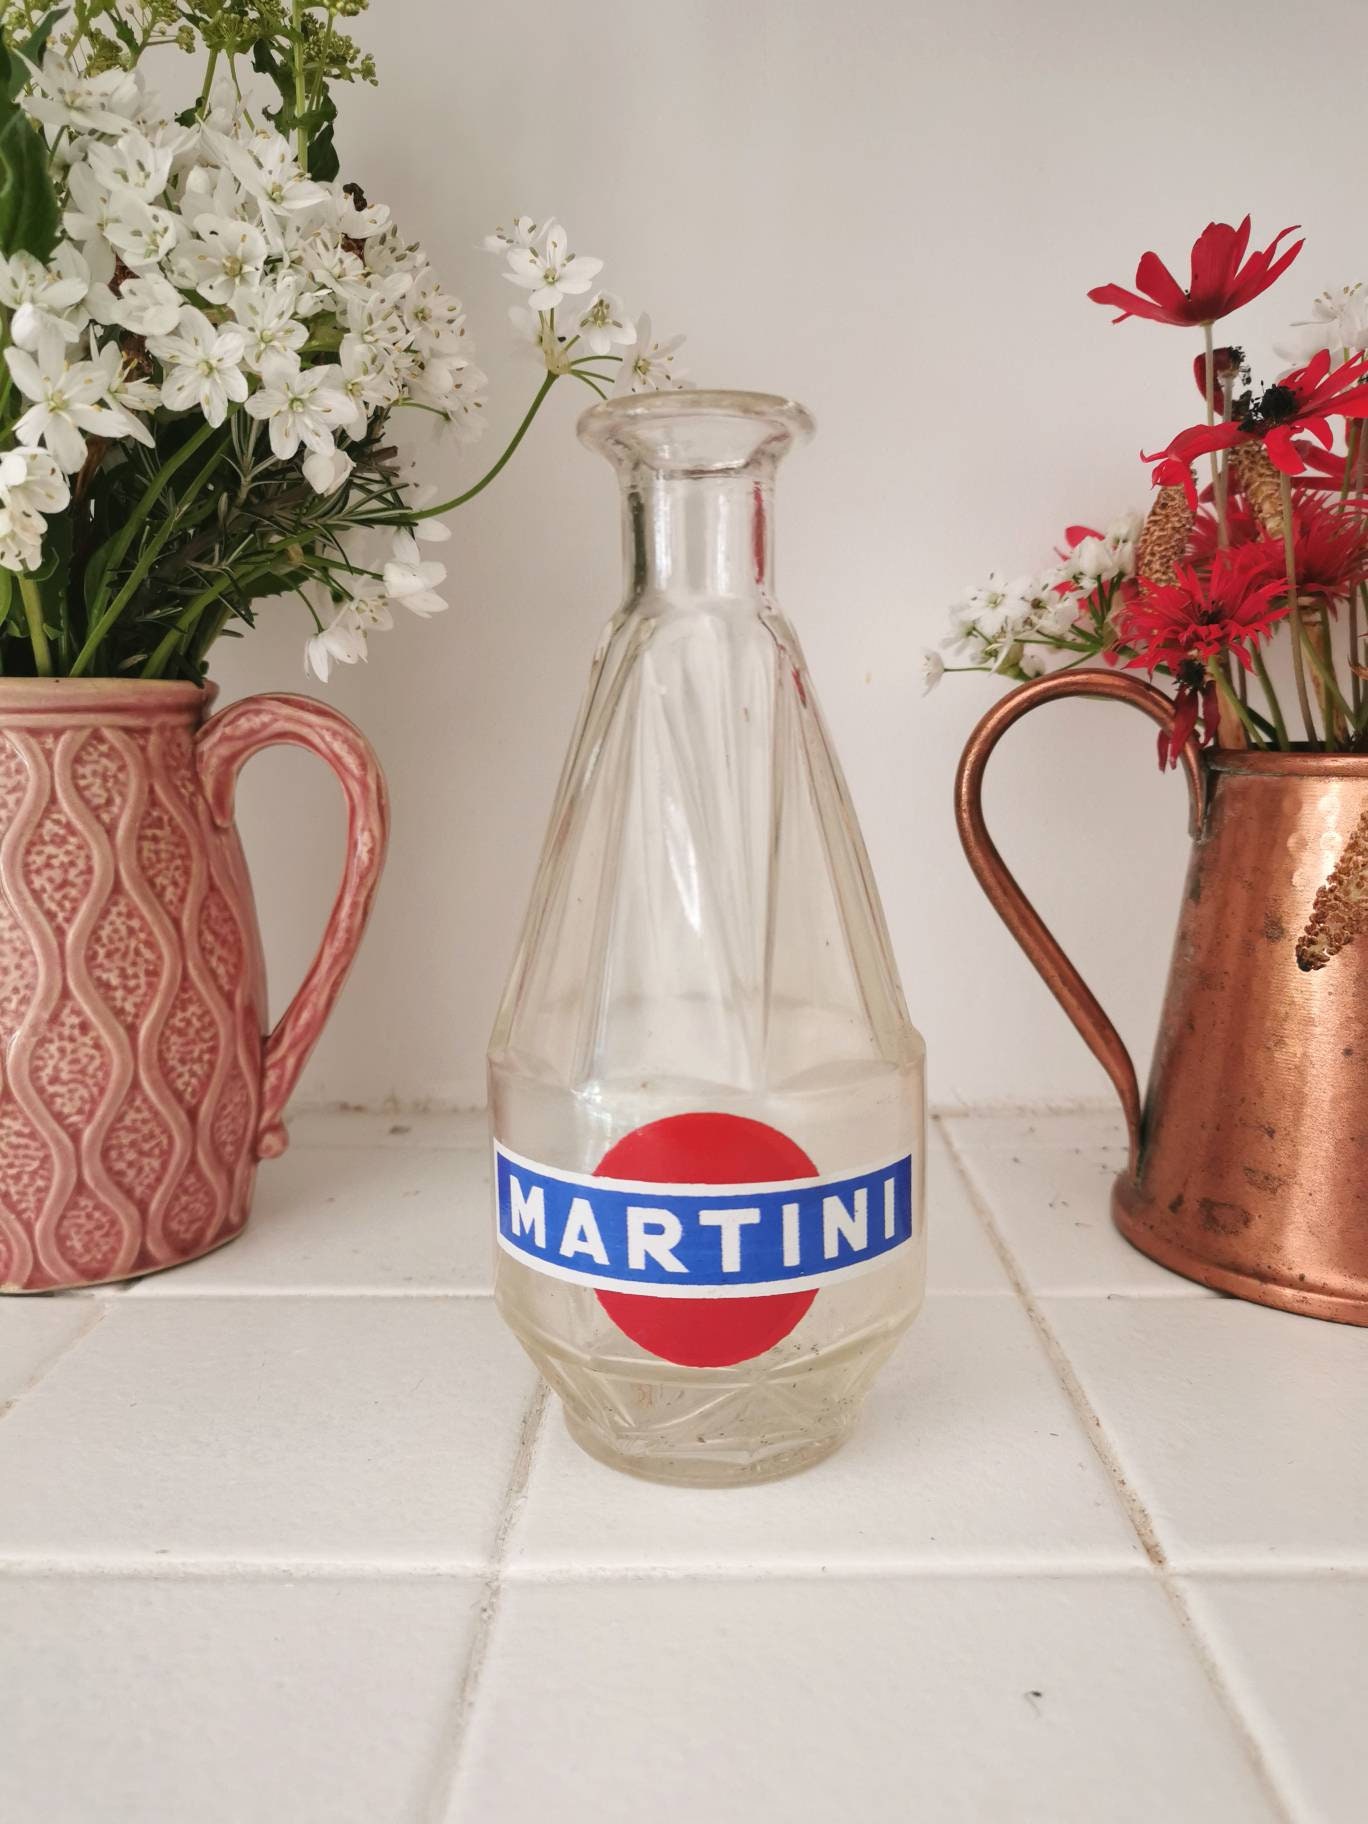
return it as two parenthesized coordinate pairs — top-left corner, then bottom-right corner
(955, 670), (1368, 1325)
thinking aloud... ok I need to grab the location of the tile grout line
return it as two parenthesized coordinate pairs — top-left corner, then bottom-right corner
(0, 1302), (107, 1431)
(934, 1114), (1300, 1824)
(419, 1376), (549, 1824)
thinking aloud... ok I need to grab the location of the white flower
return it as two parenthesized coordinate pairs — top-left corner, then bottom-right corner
(920, 650), (945, 694)
(337, 192), (389, 240)
(412, 355), (486, 438)
(569, 293), (636, 358)
(63, 163), (120, 274)
(337, 333), (396, 418)
(0, 245), (91, 350)
(217, 128), (329, 216)
(173, 215), (269, 304)
(148, 306), (248, 426)
(231, 278), (308, 372)
(614, 314), (688, 393)
(91, 270), (182, 338)
(22, 53), (141, 136)
(306, 609), (368, 682)
(0, 446), (71, 565)
(1279, 285), (1368, 366)
(89, 342), (160, 421)
(383, 530), (447, 615)
(1068, 536), (1122, 585)
(302, 442), (354, 494)
(294, 227), (365, 297)
(404, 269), (467, 354)
(105, 199), (181, 273)
(483, 216), (541, 253)
(3, 335), (127, 472)
(340, 584), (393, 634)
(504, 221), (602, 311)
(178, 161), (249, 232)
(87, 130), (175, 203)
(243, 353), (357, 459)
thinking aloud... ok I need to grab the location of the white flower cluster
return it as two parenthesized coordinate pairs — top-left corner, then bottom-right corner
(487, 214), (688, 393)
(922, 512), (1140, 693)
(0, 48), (479, 586)
(305, 521), (451, 682)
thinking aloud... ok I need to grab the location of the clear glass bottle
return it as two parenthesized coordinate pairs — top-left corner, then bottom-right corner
(488, 390), (925, 1485)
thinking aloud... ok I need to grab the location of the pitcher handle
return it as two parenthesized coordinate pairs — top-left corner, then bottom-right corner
(197, 693), (389, 1160)
(953, 670), (1206, 1170)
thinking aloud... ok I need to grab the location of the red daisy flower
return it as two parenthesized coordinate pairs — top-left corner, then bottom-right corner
(1089, 219), (1302, 327)
(1119, 549), (1289, 767)
(1123, 549), (1287, 670)
(1190, 498), (1368, 600)
(1144, 350), (1368, 503)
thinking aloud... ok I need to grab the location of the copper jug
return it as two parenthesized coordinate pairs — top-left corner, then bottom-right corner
(955, 668), (1368, 1325)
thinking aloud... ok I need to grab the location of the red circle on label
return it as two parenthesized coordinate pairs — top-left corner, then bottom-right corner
(595, 1112), (819, 1368)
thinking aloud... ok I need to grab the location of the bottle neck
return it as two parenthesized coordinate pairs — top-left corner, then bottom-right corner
(622, 472), (774, 605)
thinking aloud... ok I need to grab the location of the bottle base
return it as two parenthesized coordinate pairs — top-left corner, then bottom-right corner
(562, 1405), (850, 1487)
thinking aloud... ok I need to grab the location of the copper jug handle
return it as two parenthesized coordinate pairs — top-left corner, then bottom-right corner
(953, 670), (1207, 1168)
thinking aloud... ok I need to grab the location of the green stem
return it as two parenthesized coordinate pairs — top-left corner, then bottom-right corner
(197, 47), (220, 113)
(1211, 665), (1264, 746)
(72, 432), (228, 676)
(408, 374), (558, 519)
(141, 575), (240, 679)
(1298, 616), (1355, 724)
(1251, 646), (1290, 751)
(142, 541), (299, 678)
(1203, 322), (1229, 545)
(17, 577), (51, 676)
(1279, 472), (1319, 748)
(85, 419), (219, 624)
(292, 0), (309, 166)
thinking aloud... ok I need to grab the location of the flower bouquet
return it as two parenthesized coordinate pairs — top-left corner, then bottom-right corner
(928, 215), (1368, 768)
(0, 0), (689, 1295)
(947, 215), (1368, 1325)
(0, 0), (685, 681)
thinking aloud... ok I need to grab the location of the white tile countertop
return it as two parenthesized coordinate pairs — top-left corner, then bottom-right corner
(1, 1108), (1365, 1823)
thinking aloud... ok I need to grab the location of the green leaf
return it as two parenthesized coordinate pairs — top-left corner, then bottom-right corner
(250, 36), (339, 181)
(307, 109), (338, 183)
(0, 12), (60, 258)
(3, 10), (62, 103)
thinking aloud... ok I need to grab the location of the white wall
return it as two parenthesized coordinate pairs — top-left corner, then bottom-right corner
(211, 0), (1363, 1112)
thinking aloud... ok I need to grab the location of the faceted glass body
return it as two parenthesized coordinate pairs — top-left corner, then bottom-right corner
(488, 391), (925, 1484)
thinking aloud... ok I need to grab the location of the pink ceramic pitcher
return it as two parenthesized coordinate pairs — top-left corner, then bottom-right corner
(0, 680), (387, 1293)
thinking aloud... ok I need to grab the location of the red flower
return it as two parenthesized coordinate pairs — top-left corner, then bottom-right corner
(1120, 549), (1288, 767)
(1191, 345), (1243, 407)
(1144, 350), (1368, 503)
(1089, 219), (1302, 327)
(1190, 497), (1368, 600)
(1123, 550), (1287, 669)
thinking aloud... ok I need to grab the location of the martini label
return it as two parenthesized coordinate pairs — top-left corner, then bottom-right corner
(494, 1142), (914, 1296)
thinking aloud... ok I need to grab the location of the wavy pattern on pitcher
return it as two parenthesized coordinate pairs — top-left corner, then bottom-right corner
(99, 727), (197, 1273)
(154, 723), (237, 1256)
(53, 729), (143, 1283)
(1, 735), (82, 1287)
(0, 708), (256, 1291)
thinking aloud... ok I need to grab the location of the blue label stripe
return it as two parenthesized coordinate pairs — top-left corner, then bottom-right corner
(493, 1143), (915, 1298)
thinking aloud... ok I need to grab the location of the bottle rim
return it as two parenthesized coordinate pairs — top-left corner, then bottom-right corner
(578, 389), (815, 473)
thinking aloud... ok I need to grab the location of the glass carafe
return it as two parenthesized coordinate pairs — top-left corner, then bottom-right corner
(488, 390), (925, 1485)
